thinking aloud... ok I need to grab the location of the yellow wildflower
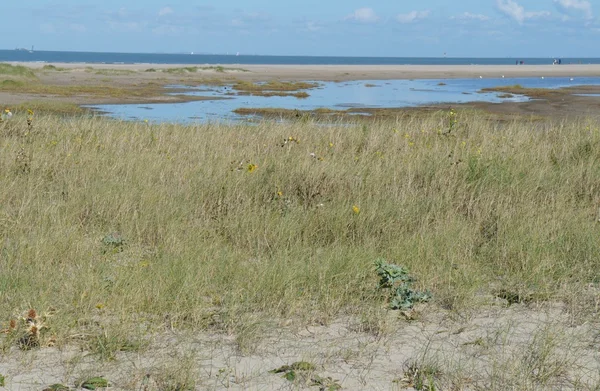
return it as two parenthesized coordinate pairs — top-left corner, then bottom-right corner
(95, 303), (105, 310)
(247, 163), (257, 173)
(352, 205), (360, 215)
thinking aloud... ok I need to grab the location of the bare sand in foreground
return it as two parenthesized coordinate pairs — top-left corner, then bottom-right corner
(9, 62), (600, 81)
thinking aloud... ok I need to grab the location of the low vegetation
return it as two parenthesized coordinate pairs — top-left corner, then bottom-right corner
(159, 65), (248, 74)
(0, 110), (600, 388)
(0, 63), (37, 78)
(41, 65), (67, 72)
(481, 85), (563, 99)
(233, 80), (319, 92)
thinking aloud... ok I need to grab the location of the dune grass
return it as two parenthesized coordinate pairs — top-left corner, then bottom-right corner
(160, 66), (248, 74)
(0, 110), (599, 349)
(0, 63), (37, 78)
(40, 65), (67, 72)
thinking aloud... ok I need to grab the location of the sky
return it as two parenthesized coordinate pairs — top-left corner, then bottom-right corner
(2, 0), (599, 57)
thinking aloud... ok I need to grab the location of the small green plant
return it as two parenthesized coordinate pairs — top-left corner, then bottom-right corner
(153, 357), (197, 391)
(86, 328), (145, 360)
(270, 361), (316, 381)
(101, 232), (125, 253)
(402, 361), (441, 391)
(80, 377), (109, 390)
(310, 375), (342, 390)
(43, 384), (70, 391)
(0, 373), (5, 387)
(375, 259), (431, 310)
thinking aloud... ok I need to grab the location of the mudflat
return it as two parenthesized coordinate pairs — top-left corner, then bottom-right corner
(1, 62), (600, 119)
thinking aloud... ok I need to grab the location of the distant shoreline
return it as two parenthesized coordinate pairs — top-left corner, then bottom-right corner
(7, 62), (600, 81)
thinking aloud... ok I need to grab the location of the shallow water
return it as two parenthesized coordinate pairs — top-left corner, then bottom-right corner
(88, 77), (600, 123)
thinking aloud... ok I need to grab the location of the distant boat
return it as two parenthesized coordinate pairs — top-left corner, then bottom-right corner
(236, 52), (240, 56)
(17, 45), (34, 53)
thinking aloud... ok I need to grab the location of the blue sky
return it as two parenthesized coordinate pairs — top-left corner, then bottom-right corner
(3, 0), (599, 57)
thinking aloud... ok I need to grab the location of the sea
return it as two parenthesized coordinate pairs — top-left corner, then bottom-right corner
(1, 50), (599, 66)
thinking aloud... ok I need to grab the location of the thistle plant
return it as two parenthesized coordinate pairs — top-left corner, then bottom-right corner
(375, 259), (431, 310)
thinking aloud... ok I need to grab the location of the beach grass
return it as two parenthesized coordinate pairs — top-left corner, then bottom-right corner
(232, 80), (319, 92)
(160, 66), (248, 74)
(0, 109), (599, 352)
(0, 63), (37, 79)
(0, 80), (212, 103)
(40, 65), (68, 72)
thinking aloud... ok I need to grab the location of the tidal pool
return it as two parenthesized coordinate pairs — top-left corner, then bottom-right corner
(88, 77), (600, 123)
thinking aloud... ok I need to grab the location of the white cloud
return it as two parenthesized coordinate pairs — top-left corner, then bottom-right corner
(231, 11), (272, 27)
(496, 0), (550, 24)
(158, 7), (174, 17)
(396, 10), (430, 23)
(452, 12), (490, 21)
(554, 0), (593, 19)
(345, 8), (379, 23)
(305, 21), (322, 32)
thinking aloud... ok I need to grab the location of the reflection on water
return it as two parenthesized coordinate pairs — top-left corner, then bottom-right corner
(87, 77), (600, 123)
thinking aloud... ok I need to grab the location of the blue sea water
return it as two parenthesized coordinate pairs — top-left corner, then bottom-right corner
(1, 50), (599, 66)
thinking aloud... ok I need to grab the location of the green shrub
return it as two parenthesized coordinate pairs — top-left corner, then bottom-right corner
(375, 259), (431, 310)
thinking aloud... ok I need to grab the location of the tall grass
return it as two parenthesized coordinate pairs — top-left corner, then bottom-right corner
(0, 111), (599, 341)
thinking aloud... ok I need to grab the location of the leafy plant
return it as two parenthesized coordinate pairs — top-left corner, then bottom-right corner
(310, 375), (342, 390)
(270, 361), (316, 381)
(81, 377), (109, 390)
(375, 259), (431, 310)
(0, 374), (5, 387)
(101, 232), (125, 253)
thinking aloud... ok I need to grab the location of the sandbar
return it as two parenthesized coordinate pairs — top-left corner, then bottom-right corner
(7, 62), (600, 81)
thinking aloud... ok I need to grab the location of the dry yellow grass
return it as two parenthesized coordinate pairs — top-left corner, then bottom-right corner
(0, 109), (599, 348)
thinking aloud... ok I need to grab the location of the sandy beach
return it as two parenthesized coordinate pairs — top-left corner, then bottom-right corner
(8, 62), (600, 80)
